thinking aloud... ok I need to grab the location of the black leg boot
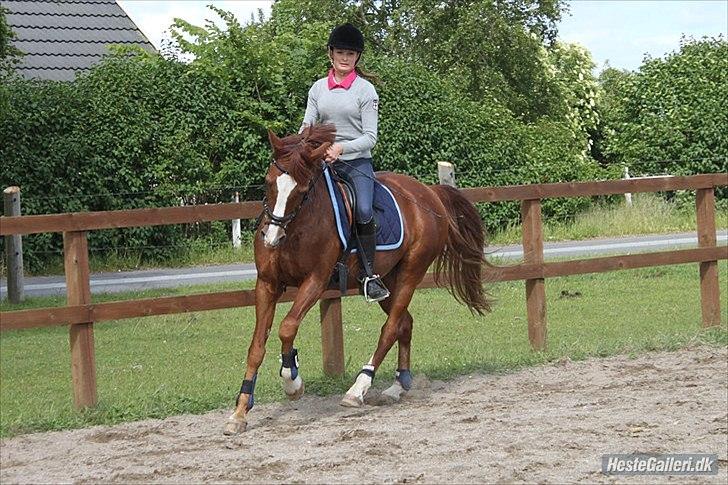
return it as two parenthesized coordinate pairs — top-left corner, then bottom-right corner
(356, 220), (390, 302)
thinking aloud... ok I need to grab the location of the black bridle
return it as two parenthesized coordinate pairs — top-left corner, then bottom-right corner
(259, 159), (326, 232)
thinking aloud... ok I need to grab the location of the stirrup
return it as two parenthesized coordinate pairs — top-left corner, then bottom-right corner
(363, 274), (390, 303)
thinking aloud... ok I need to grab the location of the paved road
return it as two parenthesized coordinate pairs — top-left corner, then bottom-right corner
(2, 231), (726, 298)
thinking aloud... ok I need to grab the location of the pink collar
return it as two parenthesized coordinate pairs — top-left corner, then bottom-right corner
(327, 69), (357, 90)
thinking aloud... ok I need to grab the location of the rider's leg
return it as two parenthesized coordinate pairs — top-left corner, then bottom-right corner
(357, 219), (389, 301)
(335, 157), (389, 301)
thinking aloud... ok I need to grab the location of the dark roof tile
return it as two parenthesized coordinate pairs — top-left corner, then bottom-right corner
(13, 39), (150, 56)
(14, 26), (149, 43)
(7, 12), (139, 29)
(15, 67), (79, 81)
(20, 53), (104, 69)
(3, 1), (124, 17)
(3, 0), (156, 81)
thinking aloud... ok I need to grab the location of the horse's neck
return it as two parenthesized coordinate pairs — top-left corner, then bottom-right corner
(288, 173), (335, 250)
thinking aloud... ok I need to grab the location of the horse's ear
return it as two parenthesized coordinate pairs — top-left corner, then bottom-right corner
(309, 142), (331, 162)
(268, 129), (283, 150)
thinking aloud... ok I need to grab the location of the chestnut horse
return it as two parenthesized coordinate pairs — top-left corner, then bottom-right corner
(224, 124), (490, 434)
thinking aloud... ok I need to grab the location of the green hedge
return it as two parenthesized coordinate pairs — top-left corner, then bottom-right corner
(3, 7), (724, 272)
(596, 37), (728, 190)
(1, 58), (232, 269)
(0, 7), (609, 270)
(371, 57), (604, 233)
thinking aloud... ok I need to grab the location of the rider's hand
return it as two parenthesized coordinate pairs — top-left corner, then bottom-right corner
(325, 143), (343, 162)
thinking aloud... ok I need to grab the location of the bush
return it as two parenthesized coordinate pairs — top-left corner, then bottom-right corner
(0, 55), (253, 270)
(597, 36), (728, 191)
(1, 8), (604, 270)
(372, 57), (604, 232)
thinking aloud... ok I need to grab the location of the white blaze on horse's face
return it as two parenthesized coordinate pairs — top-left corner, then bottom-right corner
(263, 173), (297, 247)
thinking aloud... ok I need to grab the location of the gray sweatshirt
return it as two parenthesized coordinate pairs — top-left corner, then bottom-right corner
(301, 75), (379, 160)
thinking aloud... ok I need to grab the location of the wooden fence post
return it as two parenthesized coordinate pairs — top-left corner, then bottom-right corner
(232, 192), (242, 249)
(522, 199), (547, 350)
(437, 161), (456, 187)
(64, 231), (97, 408)
(623, 166), (632, 207)
(3, 187), (24, 303)
(695, 188), (721, 327)
(320, 297), (344, 376)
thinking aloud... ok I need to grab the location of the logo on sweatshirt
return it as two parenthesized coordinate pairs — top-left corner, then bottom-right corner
(372, 99), (379, 111)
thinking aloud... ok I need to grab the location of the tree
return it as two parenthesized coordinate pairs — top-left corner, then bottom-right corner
(0, 5), (23, 81)
(546, 42), (600, 160)
(591, 64), (632, 165)
(597, 36), (728, 186)
(2, 3), (603, 271)
(268, 0), (568, 121)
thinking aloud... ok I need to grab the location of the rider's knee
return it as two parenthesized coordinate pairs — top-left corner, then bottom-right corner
(356, 208), (373, 225)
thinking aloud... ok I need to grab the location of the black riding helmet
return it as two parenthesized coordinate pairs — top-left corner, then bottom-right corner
(327, 23), (364, 53)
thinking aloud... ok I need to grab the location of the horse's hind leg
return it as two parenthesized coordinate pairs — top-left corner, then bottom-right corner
(372, 278), (414, 401)
(341, 270), (422, 407)
(382, 309), (413, 401)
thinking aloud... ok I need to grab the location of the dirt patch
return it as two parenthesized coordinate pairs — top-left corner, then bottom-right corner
(1, 346), (726, 484)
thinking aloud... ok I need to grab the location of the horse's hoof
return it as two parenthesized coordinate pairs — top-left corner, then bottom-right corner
(382, 382), (405, 401)
(285, 380), (305, 401)
(223, 419), (247, 435)
(340, 393), (363, 407)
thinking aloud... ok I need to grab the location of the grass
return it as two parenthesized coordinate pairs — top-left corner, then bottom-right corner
(1, 261), (726, 438)
(491, 193), (727, 245)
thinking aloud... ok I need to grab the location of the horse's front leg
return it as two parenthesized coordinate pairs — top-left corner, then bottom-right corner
(224, 279), (282, 435)
(278, 275), (328, 400)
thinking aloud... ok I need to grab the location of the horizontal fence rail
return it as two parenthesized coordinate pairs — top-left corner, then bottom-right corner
(2, 246), (724, 332)
(1, 173), (726, 410)
(2, 174), (725, 236)
(0, 201), (262, 236)
(461, 173), (726, 203)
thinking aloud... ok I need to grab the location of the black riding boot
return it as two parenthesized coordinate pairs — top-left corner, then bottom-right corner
(356, 220), (390, 302)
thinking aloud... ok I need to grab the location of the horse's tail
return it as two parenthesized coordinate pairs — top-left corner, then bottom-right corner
(431, 184), (492, 316)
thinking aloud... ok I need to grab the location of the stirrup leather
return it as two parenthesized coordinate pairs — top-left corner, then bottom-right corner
(363, 274), (390, 302)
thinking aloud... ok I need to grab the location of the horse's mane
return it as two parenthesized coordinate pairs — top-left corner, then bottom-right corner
(277, 124), (336, 184)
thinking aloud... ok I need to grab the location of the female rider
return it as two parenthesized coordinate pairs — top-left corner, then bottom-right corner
(300, 23), (389, 302)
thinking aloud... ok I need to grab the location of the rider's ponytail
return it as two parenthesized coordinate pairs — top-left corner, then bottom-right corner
(355, 65), (381, 85)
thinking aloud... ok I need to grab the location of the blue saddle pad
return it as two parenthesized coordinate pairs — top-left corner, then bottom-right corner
(323, 166), (404, 251)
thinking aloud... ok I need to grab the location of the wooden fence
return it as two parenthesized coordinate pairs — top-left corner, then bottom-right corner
(1, 173), (726, 410)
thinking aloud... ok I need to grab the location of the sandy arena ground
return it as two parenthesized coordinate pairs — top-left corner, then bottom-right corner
(1, 345), (726, 484)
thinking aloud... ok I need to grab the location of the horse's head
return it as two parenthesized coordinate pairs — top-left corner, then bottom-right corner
(261, 123), (336, 247)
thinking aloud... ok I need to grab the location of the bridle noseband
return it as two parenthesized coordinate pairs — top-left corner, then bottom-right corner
(260, 159), (326, 233)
